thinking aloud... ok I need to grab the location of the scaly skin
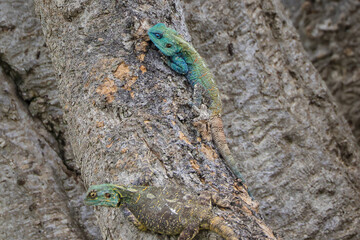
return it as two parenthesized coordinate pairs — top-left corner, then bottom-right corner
(85, 184), (238, 240)
(148, 23), (246, 184)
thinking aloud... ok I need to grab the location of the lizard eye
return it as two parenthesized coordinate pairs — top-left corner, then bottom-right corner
(154, 33), (162, 39)
(105, 193), (111, 198)
(166, 43), (172, 48)
(88, 190), (97, 199)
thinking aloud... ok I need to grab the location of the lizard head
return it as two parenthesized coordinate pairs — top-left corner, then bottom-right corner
(84, 184), (123, 208)
(148, 23), (182, 56)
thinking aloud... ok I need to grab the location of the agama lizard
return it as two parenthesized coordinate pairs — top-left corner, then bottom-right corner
(85, 184), (238, 240)
(148, 23), (247, 185)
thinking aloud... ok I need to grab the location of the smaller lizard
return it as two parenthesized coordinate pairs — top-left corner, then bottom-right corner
(148, 23), (248, 190)
(84, 184), (238, 240)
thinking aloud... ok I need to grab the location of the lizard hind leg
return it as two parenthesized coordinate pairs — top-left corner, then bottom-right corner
(178, 222), (200, 240)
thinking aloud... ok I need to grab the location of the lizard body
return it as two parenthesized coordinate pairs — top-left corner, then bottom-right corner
(148, 23), (246, 183)
(85, 184), (238, 240)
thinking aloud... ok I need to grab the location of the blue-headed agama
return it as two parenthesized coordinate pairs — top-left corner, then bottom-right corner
(147, 23), (250, 194)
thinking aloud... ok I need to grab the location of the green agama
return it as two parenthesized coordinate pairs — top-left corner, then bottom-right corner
(84, 184), (238, 240)
(148, 23), (246, 184)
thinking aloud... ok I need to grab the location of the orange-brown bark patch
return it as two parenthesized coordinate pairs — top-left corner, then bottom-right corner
(190, 159), (202, 174)
(106, 141), (113, 148)
(144, 120), (152, 129)
(200, 144), (218, 161)
(96, 121), (104, 128)
(96, 77), (117, 103)
(135, 41), (149, 52)
(137, 54), (145, 62)
(179, 131), (191, 145)
(114, 62), (131, 81)
(123, 76), (138, 91)
(140, 65), (147, 73)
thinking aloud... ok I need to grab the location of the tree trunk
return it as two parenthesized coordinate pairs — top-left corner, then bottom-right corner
(0, 0), (76, 170)
(0, 66), (100, 239)
(280, 0), (360, 145)
(183, 0), (360, 239)
(33, 0), (275, 239)
(0, 0), (99, 239)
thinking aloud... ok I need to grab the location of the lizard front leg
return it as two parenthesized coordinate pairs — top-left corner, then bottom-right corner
(191, 83), (212, 141)
(192, 83), (210, 122)
(165, 55), (188, 74)
(122, 207), (148, 232)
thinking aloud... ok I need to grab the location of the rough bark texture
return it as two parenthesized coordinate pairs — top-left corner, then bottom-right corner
(183, 0), (360, 239)
(0, 0), (100, 239)
(0, 67), (100, 239)
(33, 0), (273, 239)
(281, 0), (360, 145)
(0, 0), (77, 170)
(2, 0), (360, 239)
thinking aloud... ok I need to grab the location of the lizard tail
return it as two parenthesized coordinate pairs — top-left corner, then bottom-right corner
(210, 115), (245, 182)
(209, 216), (238, 240)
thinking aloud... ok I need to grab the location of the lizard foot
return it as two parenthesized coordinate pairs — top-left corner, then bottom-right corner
(192, 104), (210, 122)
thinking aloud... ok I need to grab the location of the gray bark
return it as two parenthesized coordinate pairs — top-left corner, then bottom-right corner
(183, 0), (360, 239)
(0, 66), (100, 239)
(0, 0), (100, 239)
(281, 0), (360, 145)
(0, 0), (76, 170)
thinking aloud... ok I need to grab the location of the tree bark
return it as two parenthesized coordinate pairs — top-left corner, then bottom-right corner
(0, 0), (100, 239)
(281, 0), (360, 145)
(183, 0), (360, 239)
(0, 0), (76, 170)
(0, 66), (100, 239)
